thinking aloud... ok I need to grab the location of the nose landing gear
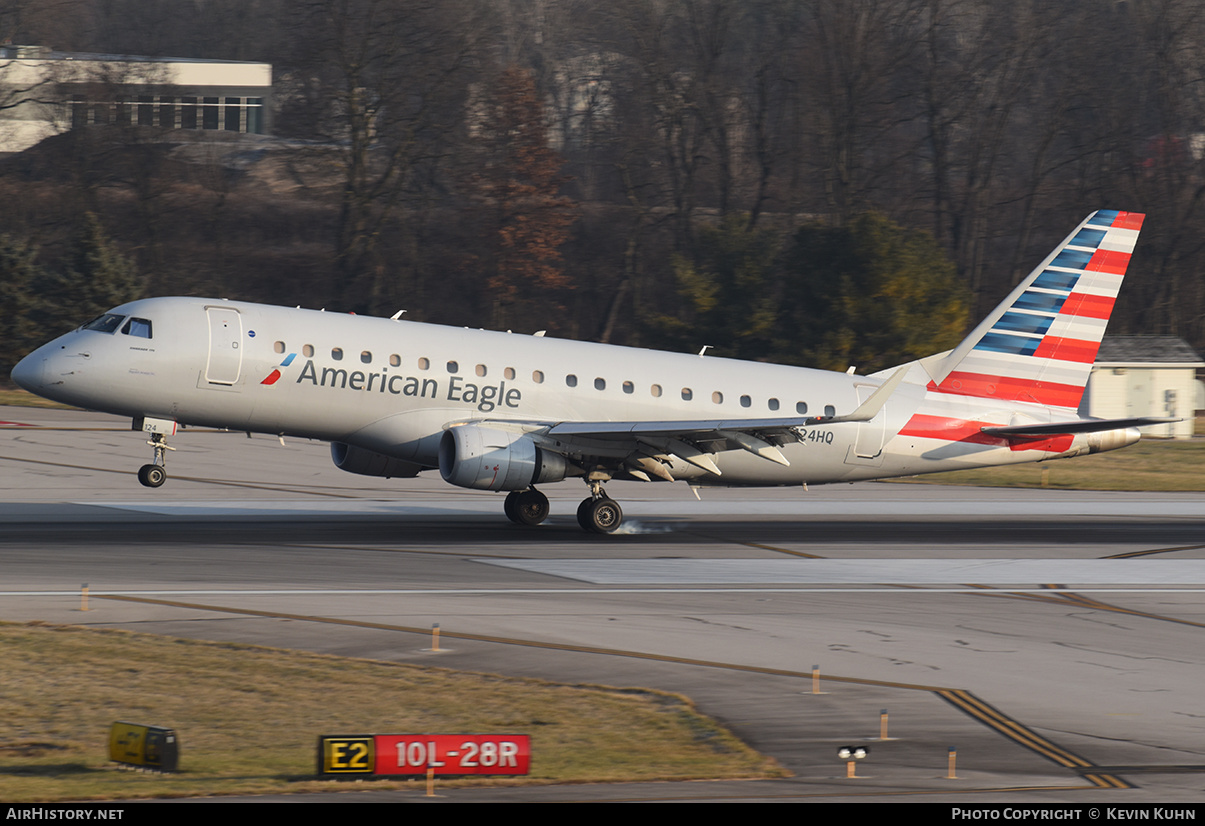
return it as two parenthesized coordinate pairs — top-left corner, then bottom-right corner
(137, 432), (174, 487)
(137, 461), (166, 487)
(133, 416), (177, 488)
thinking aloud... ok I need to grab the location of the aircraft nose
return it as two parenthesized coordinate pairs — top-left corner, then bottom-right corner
(10, 351), (42, 391)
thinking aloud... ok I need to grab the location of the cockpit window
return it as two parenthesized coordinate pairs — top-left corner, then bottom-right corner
(121, 317), (152, 339)
(83, 313), (125, 334)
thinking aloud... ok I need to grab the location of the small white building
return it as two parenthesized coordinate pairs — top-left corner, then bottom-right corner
(0, 44), (272, 154)
(1083, 336), (1203, 439)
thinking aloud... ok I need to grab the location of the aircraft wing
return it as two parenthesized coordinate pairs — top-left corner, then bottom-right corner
(544, 417), (817, 472)
(531, 367), (912, 475)
(980, 417), (1179, 437)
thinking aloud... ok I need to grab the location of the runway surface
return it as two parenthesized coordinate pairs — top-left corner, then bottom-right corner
(3, 406), (1205, 803)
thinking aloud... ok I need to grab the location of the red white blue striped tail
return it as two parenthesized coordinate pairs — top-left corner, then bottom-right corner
(928, 210), (1143, 410)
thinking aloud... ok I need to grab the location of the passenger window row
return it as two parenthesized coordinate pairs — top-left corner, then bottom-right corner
(274, 340), (832, 416)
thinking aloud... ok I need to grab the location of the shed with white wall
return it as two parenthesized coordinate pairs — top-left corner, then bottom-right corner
(1083, 336), (1202, 439)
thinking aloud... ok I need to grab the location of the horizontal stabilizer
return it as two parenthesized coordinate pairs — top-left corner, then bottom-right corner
(981, 417), (1178, 437)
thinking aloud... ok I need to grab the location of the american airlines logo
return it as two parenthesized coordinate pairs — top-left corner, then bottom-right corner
(260, 353), (295, 385)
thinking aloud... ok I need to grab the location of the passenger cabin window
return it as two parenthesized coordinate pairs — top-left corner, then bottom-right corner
(360, 350), (372, 364)
(476, 364), (487, 377)
(740, 395), (751, 408)
(796, 402), (808, 414)
(504, 367), (516, 380)
(681, 388), (693, 401)
(418, 358), (430, 370)
(594, 378), (606, 390)
(121, 318), (152, 339)
(711, 391), (723, 404)
(768, 398), (780, 411)
(651, 384), (662, 397)
(623, 381), (634, 394)
(389, 354), (401, 367)
(303, 344), (314, 357)
(824, 405), (836, 417)
(83, 313), (124, 334)
(447, 361), (458, 373)
(532, 370), (544, 384)
(331, 348), (344, 361)
(566, 374), (578, 388)
(274, 341), (285, 354)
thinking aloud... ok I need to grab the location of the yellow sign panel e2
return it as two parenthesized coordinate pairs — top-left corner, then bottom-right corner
(320, 736), (374, 774)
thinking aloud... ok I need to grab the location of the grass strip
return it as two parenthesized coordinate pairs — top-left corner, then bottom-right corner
(0, 621), (783, 801)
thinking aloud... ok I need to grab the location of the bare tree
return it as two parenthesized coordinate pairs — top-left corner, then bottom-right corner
(802, 0), (923, 223)
(1103, 0), (1205, 342)
(911, 0), (1059, 308)
(287, 0), (485, 308)
(0, 45), (66, 152)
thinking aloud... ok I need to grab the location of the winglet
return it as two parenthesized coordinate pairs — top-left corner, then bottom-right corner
(821, 366), (909, 425)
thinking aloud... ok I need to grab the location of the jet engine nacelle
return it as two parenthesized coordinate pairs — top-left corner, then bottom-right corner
(331, 442), (422, 478)
(439, 426), (569, 491)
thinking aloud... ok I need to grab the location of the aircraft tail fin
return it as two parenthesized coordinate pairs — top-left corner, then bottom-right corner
(925, 210), (1144, 410)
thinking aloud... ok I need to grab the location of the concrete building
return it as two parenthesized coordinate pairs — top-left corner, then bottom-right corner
(0, 45), (271, 154)
(1083, 336), (1203, 439)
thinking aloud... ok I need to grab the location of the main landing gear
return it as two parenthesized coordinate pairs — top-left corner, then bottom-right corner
(502, 481), (625, 534)
(576, 480), (622, 534)
(504, 488), (551, 526)
(137, 430), (175, 488)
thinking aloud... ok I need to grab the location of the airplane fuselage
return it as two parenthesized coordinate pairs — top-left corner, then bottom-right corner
(13, 296), (1131, 490)
(8, 210), (1154, 532)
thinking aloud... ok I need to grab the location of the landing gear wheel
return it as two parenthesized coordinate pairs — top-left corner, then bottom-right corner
(577, 496), (623, 534)
(138, 464), (166, 488)
(139, 429), (175, 488)
(505, 489), (550, 526)
(576, 497), (593, 529)
(513, 489), (550, 526)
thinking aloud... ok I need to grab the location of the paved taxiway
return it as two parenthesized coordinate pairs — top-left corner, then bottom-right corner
(3, 406), (1205, 803)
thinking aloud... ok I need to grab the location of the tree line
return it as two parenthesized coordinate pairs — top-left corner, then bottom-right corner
(1, 0), (1203, 376)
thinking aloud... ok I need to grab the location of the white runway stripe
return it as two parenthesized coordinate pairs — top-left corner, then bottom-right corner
(487, 558), (1205, 585)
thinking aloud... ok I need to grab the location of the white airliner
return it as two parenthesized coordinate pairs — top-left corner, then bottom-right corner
(11, 210), (1171, 532)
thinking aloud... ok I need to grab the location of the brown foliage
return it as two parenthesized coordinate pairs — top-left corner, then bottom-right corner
(472, 65), (577, 330)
